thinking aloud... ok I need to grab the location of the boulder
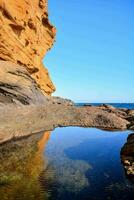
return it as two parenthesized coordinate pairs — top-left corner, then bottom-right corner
(121, 134), (134, 179)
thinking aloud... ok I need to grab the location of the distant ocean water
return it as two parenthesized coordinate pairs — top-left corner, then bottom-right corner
(76, 103), (134, 109)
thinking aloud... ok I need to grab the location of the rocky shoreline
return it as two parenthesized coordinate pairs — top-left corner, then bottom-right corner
(0, 94), (134, 145)
(0, 0), (133, 180)
(0, 61), (134, 144)
(0, 61), (134, 145)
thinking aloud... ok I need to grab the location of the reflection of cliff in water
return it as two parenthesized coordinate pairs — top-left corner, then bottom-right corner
(0, 131), (51, 200)
(120, 133), (134, 180)
(0, 128), (134, 200)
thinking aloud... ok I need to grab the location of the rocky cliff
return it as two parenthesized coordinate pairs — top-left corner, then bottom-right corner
(0, 0), (134, 146)
(0, 0), (56, 95)
(0, 61), (46, 105)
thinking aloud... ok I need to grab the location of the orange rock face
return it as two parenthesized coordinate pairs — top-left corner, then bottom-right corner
(0, 0), (56, 95)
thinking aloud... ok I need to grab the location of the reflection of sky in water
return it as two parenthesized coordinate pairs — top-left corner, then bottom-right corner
(45, 127), (134, 200)
(0, 128), (133, 200)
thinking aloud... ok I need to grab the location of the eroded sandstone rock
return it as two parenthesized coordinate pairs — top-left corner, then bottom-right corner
(0, 0), (56, 95)
(0, 60), (46, 105)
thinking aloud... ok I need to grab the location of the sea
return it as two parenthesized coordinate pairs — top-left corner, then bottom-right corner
(76, 103), (134, 110)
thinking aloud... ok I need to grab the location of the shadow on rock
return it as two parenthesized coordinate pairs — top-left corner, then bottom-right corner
(120, 133), (134, 180)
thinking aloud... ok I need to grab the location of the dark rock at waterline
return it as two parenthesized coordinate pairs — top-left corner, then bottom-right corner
(129, 125), (134, 130)
(127, 110), (134, 116)
(121, 134), (134, 179)
(101, 104), (116, 110)
(83, 104), (92, 107)
(126, 116), (134, 122)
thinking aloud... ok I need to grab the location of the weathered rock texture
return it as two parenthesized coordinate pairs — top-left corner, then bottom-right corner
(0, 0), (56, 95)
(0, 61), (46, 105)
(0, 102), (132, 144)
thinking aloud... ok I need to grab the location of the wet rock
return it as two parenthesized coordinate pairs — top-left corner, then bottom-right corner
(129, 125), (134, 130)
(83, 104), (92, 107)
(121, 134), (134, 179)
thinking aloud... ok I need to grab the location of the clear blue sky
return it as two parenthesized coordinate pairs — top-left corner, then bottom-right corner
(44, 0), (134, 103)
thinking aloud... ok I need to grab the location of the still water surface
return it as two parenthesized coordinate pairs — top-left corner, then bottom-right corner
(0, 127), (133, 200)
